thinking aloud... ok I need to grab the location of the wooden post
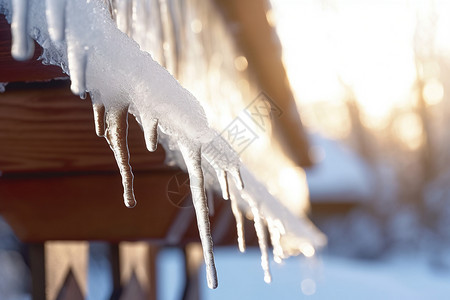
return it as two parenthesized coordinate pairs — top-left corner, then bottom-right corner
(118, 242), (158, 300)
(29, 243), (46, 300)
(182, 243), (203, 300)
(45, 241), (89, 300)
(109, 244), (122, 300)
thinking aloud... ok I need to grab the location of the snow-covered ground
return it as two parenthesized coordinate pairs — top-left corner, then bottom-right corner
(158, 247), (450, 300)
(1, 238), (450, 299)
(305, 133), (374, 203)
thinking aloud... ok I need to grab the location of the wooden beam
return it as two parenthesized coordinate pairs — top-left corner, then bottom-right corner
(0, 81), (166, 173)
(29, 243), (46, 300)
(214, 0), (312, 167)
(0, 171), (187, 242)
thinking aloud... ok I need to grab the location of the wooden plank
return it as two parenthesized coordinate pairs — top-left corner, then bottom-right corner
(0, 82), (166, 173)
(0, 16), (66, 82)
(0, 171), (187, 242)
(119, 242), (158, 300)
(45, 242), (89, 300)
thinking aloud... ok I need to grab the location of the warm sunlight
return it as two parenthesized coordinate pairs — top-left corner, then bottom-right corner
(271, 0), (450, 136)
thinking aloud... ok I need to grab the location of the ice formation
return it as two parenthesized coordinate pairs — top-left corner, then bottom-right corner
(0, 0), (326, 288)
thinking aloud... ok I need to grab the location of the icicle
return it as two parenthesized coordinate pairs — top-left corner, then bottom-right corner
(230, 167), (244, 190)
(45, 0), (66, 42)
(11, 0), (34, 61)
(130, 0), (147, 45)
(202, 136), (241, 199)
(105, 106), (136, 208)
(230, 194), (246, 253)
(158, 0), (176, 74)
(266, 218), (285, 264)
(66, 43), (87, 99)
(64, 0), (88, 99)
(215, 169), (229, 200)
(115, 0), (132, 36)
(103, 0), (114, 18)
(142, 117), (158, 152)
(238, 166), (326, 252)
(178, 142), (217, 289)
(250, 198), (271, 283)
(92, 103), (106, 137)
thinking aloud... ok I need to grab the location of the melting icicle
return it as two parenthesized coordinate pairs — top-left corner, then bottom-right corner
(178, 142), (217, 289)
(45, 0), (66, 42)
(66, 43), (87, 98)
(92, 103), (106, 137)
(266, 218), (285, 264)
(142, 117), (158, 152)
(105, 106), (136, 208)
(201, 136), (243, 198)
(230, 194), (246, 253)
(230, 167), (244, 190)
(11, 0), (34, 60)
(115, 0), (132, 36)
(249, 197), (271, 283)
(65, 0), (88, 98)
(215, 169), (229, 200)
(231, 166), (326, 268)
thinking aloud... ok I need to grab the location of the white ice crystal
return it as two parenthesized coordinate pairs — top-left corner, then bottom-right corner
(0, 0), (326, 288)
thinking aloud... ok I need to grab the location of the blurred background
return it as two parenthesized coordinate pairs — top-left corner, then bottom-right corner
(276, 0), (450, 258)
(2, 0), (450, 299)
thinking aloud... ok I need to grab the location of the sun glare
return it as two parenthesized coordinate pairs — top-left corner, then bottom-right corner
(394, 112), (424, 150)
(271, 0), (450, 136)
(423, 78), (444, 106)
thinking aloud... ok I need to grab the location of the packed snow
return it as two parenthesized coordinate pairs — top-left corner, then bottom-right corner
(0, 0), (325, 288)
